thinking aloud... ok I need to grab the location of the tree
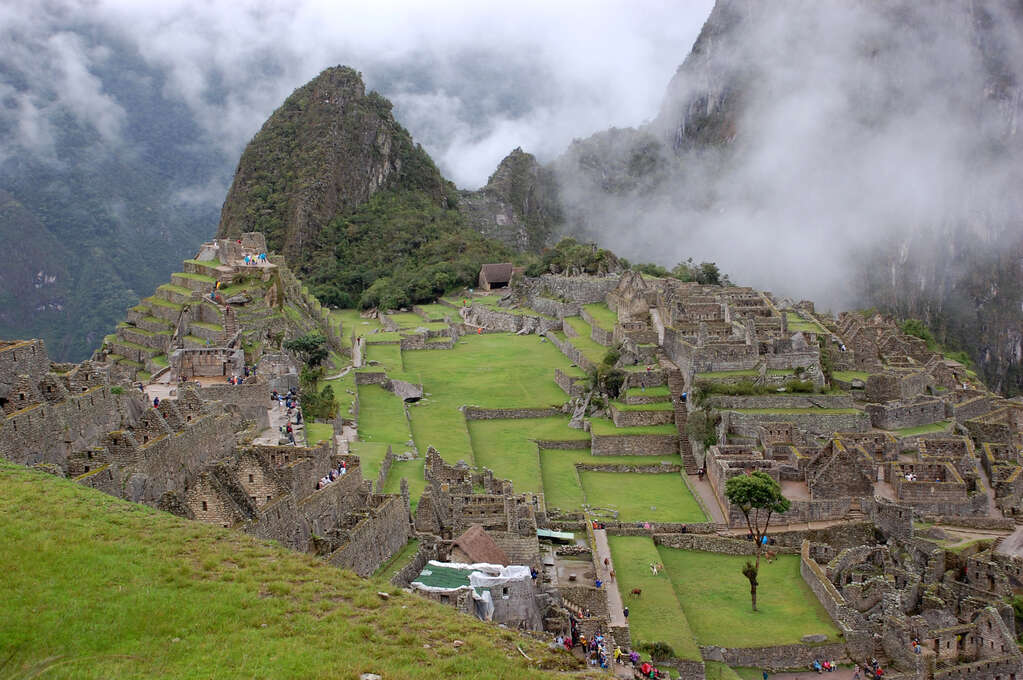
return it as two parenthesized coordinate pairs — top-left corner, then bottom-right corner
(724, 471), (791, 611)
(284, 332), (328, 366)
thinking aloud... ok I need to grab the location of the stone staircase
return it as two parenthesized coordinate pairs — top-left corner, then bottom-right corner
(662, 358), (699, 474)
(222, 306), (238, 343)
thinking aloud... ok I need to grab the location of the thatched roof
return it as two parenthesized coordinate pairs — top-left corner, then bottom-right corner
(451, 524), (510, 566)
(480, 263), (514, 284)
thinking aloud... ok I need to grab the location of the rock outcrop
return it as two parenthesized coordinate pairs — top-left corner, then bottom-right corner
(457, 148), (561, 252)
(216, 66), (454, 262)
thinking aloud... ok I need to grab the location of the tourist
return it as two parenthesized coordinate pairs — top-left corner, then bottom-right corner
(609, 569), (615, 581)
(852, 665), (861, 680)
(604, 557), (609, 569)
(812, 659), (822, 673)
(153, 396), (160, 408)
(629, 650), (639, 666)
(622, 606), (628, 619)
(762, 671), (769, 680)
(613, 646), (622, 664)
(594, 578), (602, 589)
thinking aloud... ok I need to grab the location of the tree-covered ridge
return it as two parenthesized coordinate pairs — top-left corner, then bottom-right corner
(302, 190), (518, 310)
(217, 66), (454, 262)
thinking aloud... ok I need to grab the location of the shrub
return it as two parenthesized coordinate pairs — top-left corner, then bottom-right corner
(639, 641), (676, 661)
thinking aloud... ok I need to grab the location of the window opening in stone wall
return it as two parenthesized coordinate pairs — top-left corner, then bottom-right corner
(249, 474), (254, 483)
(202, 501), (207, 511)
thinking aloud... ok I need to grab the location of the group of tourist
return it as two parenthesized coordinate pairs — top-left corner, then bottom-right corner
(242, 253), (267, 265)
(811, 658), (839, 673)
(853, 658), (887, 678)
(316, 460), (347, 490)
(271, 388), (301, 445)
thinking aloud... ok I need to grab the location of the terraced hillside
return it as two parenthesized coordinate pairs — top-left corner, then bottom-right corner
(0, 461), (588, 680)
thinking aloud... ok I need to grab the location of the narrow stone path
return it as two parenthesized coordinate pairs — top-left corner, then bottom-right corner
(253, 399), (304, 446)
(686, 474), (727, 524)
(592, 529), (627, 627)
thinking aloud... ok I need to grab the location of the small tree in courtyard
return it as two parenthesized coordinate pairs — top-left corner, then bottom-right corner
(724, 471), (791, 611)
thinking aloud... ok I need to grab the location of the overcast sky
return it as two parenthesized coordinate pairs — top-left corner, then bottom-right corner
(1, 0), (714, 188)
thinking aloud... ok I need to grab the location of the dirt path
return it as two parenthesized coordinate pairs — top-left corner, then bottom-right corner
(995, 525), (1023, 558)
(592, 529), (627, 627)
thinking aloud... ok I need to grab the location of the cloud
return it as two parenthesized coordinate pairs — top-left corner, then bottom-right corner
(0, 0), (714, 189)
(556, 0), (1023, 310)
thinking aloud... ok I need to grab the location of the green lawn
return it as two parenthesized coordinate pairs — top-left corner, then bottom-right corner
(580, 471), (706, 523)
(468, 417), (589, 494)
(415, 303), (456, 321)
(539, 449), (679, 512)
(329, 309), (384, 348)
(0, 462), (581, 680)
(784, 312), (825, 334)
(890, 420), (952, 436)
(373, 538), (420, 579)
(364, 343), (404, 372)
(356, 384), (411, 447)
(656, 548), (841, 648)
(832, 370), (869, 383)
(625, 385), (671, 398)
(588, 418), (677, 436)
(320, 369), (357, 420)
(304, 422), (334, 446)
(611, 400), (674, 412)
(562, 318), (610, 362)
(606, 536), (701, 660)
(386, 312), (431, 329)
(383, 458), (426, 511)
(704, 663), (745, 680)
(400, 333), (575, 462)
(348, 441), (391, 484)
(582, 303), (617, 331)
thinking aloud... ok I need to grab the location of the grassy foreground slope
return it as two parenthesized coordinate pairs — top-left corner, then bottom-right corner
(0, 462), (586, 680)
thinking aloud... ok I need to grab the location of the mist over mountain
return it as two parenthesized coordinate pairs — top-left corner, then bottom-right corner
(554, 0), (1023, 395)
(0, 0), (711, 360)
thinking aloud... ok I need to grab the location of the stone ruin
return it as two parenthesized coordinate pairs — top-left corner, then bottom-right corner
(0, 337), (410, 578)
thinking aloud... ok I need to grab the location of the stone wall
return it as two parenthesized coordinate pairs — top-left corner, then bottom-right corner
(576, 463), (682, 474)
(865, 398), (946, 430)
(198, 379), (269, 429)
(546, 331), (596, 373)
(700, 641), (853, 672)
(865, 499), (914, 540)
(559, 585), (609, 619)
(610, 404), (675, 428)
(528, 295), (581, 319)
(0, 385), (132, 470)
(391, 536), (441, 587)
(327, 494), (411, 577)
(0, 339), (51, 392)
(722, 409), (870, 437)
(466, 305), (561, 334)
(707, 394), (855, 410)
(463, 406), (562, 420)
(623, 369), (666, 389)
(655, 533), (798, 555)
(536, 274), (620, 304)
(590, 432), (678, 456)
(554, 368), (588, 398)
